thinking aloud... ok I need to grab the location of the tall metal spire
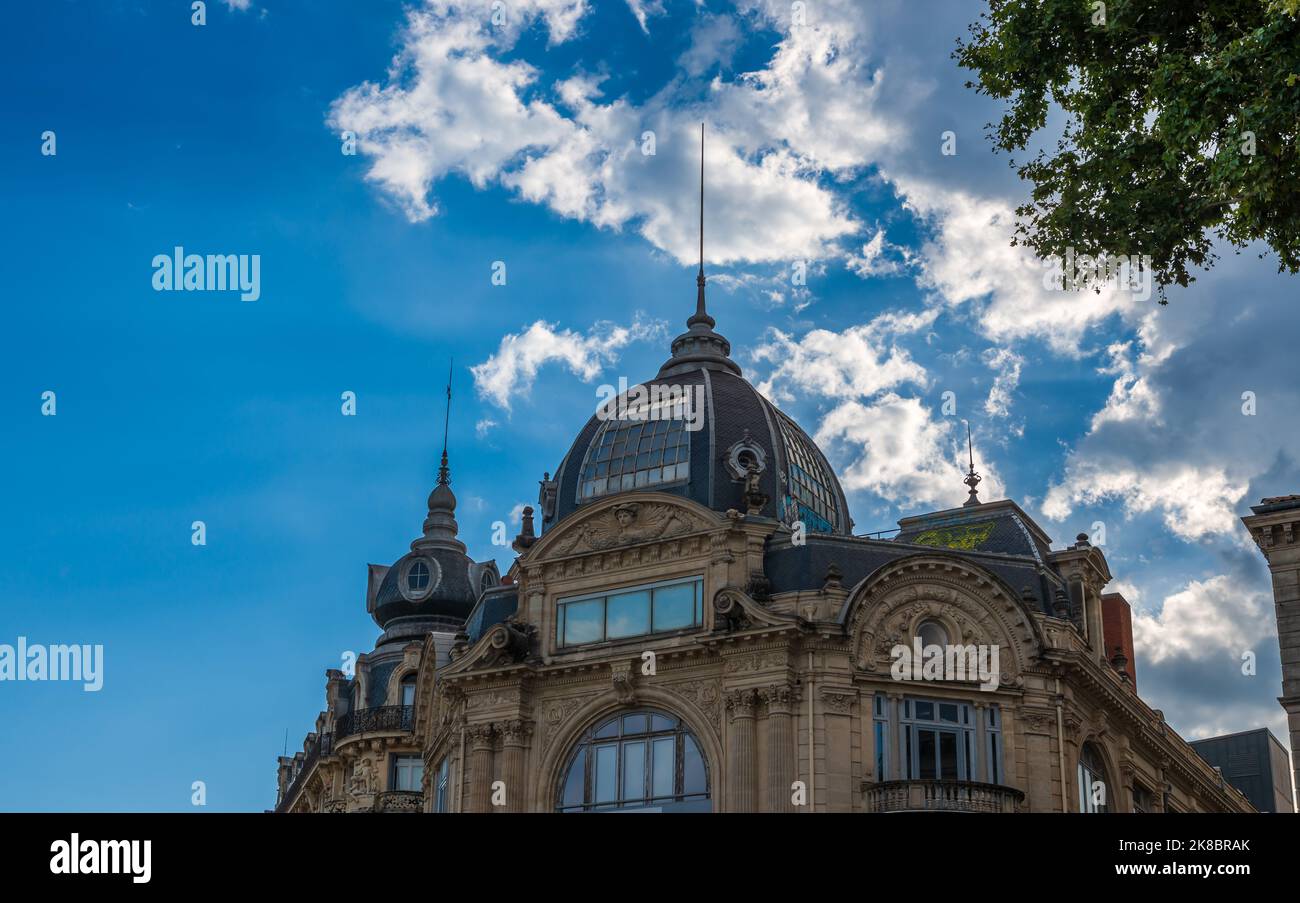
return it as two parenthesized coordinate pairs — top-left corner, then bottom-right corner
(417, 359), (465, 553)
(688, 122), (715, 329)
(656, 122), (739, 378)
(962, 421), (982, 507)
(437, 359), (452, 486)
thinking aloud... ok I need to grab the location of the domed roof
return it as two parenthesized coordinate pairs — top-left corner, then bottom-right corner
(369, 450), (497, 635)
(540, 279), (851, 536)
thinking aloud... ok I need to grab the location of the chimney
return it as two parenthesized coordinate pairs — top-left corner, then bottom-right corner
(1101, 592), (1137, 690)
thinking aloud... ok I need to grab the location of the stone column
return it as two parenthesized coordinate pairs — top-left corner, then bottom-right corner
(1242, 498), (1300, 808)
(466, 724), (496, 813)
(499, 720), (532, 813)
(726, 689), (758, 812)
(762, 685), (797, 812)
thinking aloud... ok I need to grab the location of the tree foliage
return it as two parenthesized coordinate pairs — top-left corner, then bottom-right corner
(957, 0), (1300, 300)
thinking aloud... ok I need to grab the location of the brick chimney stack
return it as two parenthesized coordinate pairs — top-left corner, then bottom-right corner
(1101, 592), (1137, 690)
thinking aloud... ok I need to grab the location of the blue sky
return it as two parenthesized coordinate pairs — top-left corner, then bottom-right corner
(2, 0), (1296, 810)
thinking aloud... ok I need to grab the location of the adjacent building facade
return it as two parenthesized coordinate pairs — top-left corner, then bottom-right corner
(1190, 728), (1295, 813)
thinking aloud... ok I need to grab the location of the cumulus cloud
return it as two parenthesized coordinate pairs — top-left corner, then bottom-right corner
(1133, 575), (1274, 665)
(752, 308), (936, 404)
(624, 0), (665, 33)
(471, 316), (664, 411)
(1042, 461), (1248, 542)
(329, 0), (877, 266)
(815, 394), (1004, 510)
(897, 180), (1147, 355)
(981, 347), (1022, 420)
(1040, 259), (1300, 545)
(845, 228), (913, 279)
(678, 13), (742, 76)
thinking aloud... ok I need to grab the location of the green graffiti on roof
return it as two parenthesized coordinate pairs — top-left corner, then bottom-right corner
(912, 522), (995, 551)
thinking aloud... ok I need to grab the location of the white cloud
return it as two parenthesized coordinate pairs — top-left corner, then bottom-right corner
(897, 180), (1146, 355)
(1105, 579), (1144, 609)
(327, 5), (576, 222)
(1132, 575), (1274, 665)
(1042, 462), (1248, 542)
(330, 0), (891, 266)
(815, 394), (1004, 510)
(981, 347), (1022, 419)
(475, 418), (497, 438)
(678, 13), (742, 76)
(845, 228), (913, 278)
(624, 0), (665, 33)
(1086, 319), (1177, 430)
(753, 308), (935, 404)
(471, 317), (663, 411)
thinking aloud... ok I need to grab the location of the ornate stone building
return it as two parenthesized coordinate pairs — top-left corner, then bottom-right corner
(274, 264), (1260, 813)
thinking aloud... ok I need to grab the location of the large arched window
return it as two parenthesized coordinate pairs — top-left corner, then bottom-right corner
(577, 416), (691, 502)
(1078, 742), (1110, 813)
(557, 711), (710, 812)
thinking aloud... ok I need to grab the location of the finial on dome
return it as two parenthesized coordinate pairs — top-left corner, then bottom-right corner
(437, 359), (452, 487)
(687, 122), (715, 330)
(962, 422), (982, 507)
(657, 123), (739, 378)
(414, 361), (466, 553)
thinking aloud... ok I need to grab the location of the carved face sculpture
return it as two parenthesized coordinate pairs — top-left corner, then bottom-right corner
(614, 504), (638, 528)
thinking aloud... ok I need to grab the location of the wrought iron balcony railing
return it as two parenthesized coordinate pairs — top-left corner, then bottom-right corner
(334, 705), (415, 740)
(374, 791), (423, 813)
(863, 779), (1024, 813)
(278, 732), (332, 812)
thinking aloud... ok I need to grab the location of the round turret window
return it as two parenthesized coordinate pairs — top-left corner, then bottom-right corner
(399, 556), (440, 602)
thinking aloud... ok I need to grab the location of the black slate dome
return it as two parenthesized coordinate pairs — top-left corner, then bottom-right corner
(539, 277), (851, 536)
(369, 450), (495, 637)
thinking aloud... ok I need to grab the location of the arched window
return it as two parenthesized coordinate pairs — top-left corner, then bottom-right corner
(557, 711), (709, 812)
(916, 620), (949, 648)
(777, 412), (839, 532)
(1078, 742), (1109, 813)
(400, 674), (417, 708)
(577, 416), (691, 502)
(407, 561), (430, 593)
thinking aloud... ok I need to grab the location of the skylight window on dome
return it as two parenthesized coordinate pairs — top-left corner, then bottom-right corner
(778, 415), (838, 531)
(578, 416), (690, 501)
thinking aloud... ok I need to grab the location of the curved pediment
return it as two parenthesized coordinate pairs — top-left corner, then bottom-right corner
(842, 554), (1045, 681)
(526, 492), (721, 560)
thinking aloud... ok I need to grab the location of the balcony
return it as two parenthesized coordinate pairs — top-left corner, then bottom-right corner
(374, 791), (423, 813)
(335, 705), (415, 740)
(864, 779), (1024, 813)
(277, 732), (333, 812)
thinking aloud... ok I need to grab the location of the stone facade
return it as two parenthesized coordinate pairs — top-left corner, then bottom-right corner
(1241, 495), (1300, 805)
(277, 486), (1253, 814)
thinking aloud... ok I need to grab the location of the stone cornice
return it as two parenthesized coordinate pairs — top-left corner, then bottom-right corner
(1047, 650), (1253, 810)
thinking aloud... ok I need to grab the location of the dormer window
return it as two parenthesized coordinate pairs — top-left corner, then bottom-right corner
(408, 561), (430, 592)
